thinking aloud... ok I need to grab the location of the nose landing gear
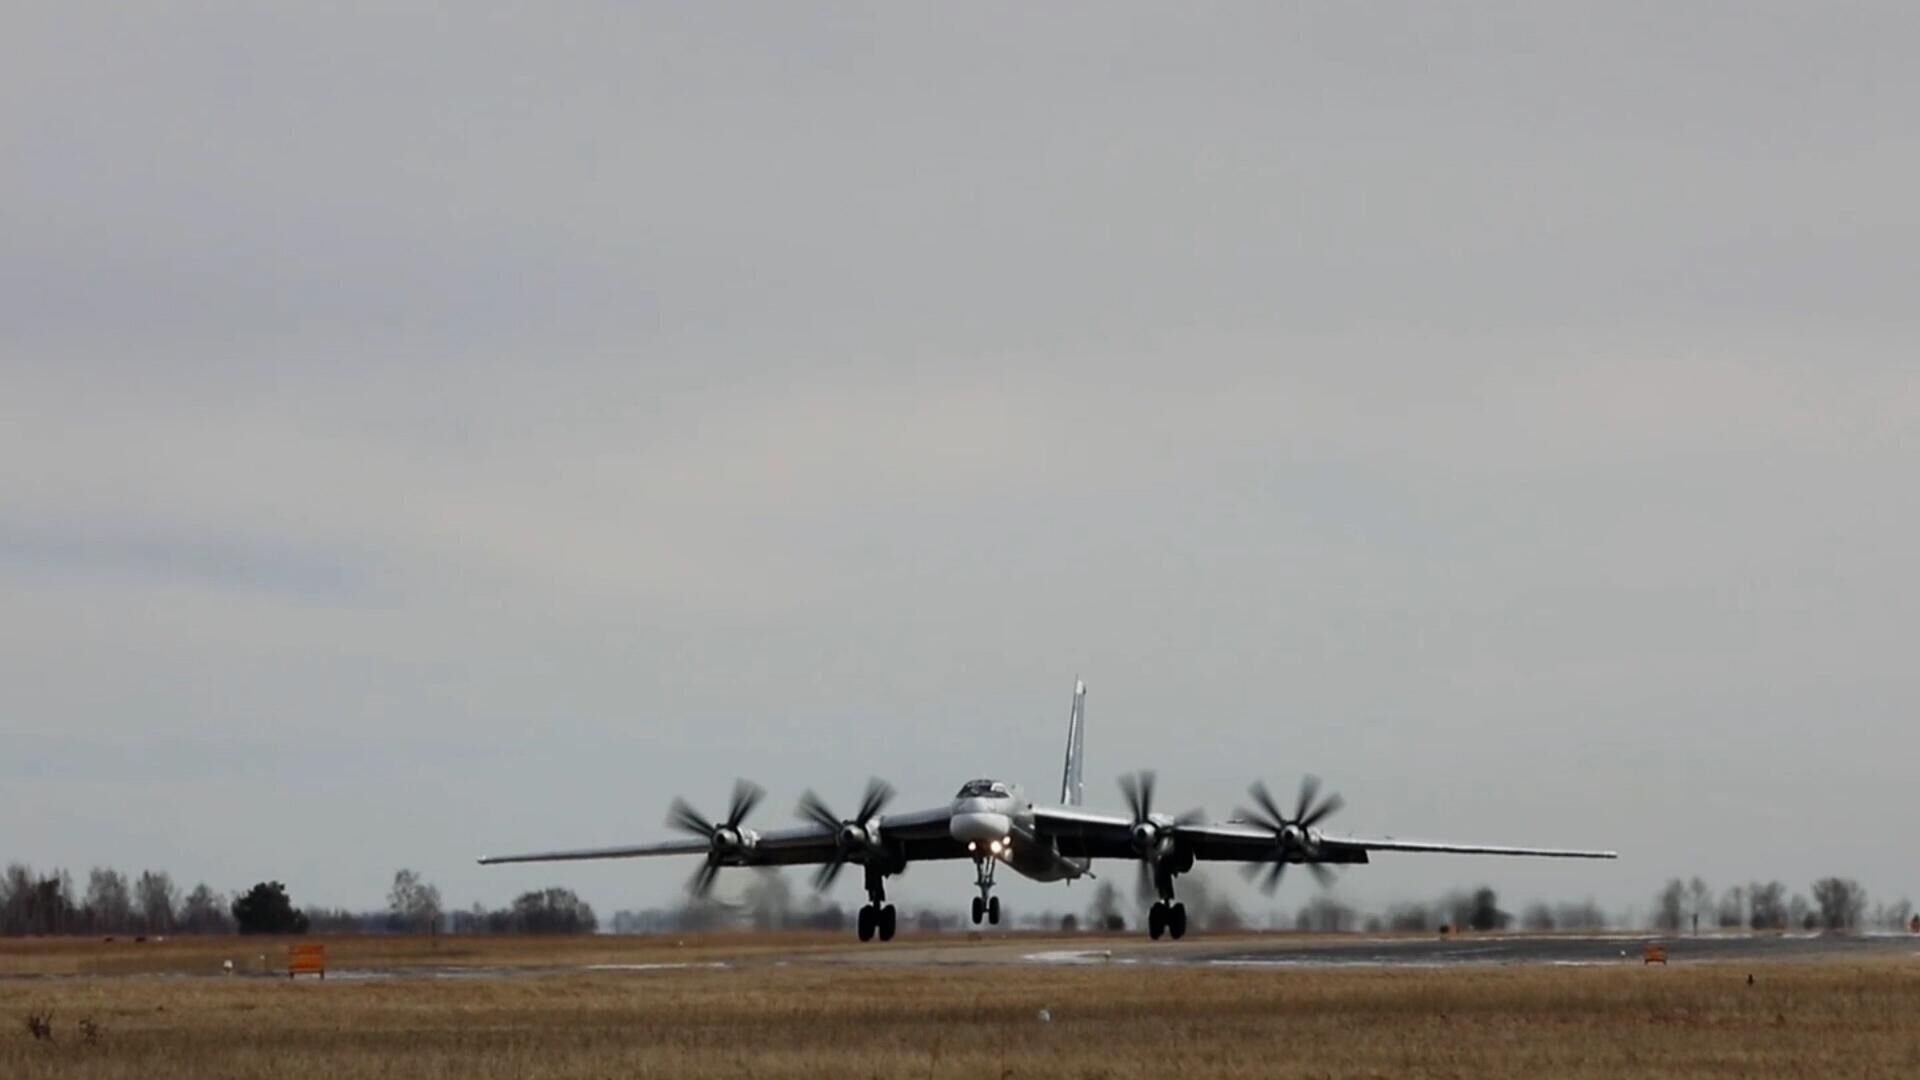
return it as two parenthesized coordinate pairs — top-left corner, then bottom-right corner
(857, 864), (896, 942)
(969, 855), (1001, 925)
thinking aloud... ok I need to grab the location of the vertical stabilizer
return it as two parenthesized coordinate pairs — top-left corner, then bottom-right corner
(1059, 678), (1086, 806)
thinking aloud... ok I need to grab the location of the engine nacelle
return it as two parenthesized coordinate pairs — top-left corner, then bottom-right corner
(1129, 822), (1157, 854)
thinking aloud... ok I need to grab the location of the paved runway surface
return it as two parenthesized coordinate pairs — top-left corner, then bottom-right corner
(8, 932), (1912, 980)
(844, 931), (1919, 969)
(1191, 932), (1918, 968)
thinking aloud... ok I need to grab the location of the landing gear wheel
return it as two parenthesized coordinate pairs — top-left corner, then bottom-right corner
(878, 905), (896, 942)
(1168, 902), (1188, 940)
(971, 896), (985, 925)
(987, 896), (1001, 926)
(1148, 902), (1166, 940)
(857, 905), (877, 942)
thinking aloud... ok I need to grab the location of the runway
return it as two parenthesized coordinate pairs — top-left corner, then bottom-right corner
(5, 930), (1913, 980)
(838, 930), (1920, 970)
(1194, 931), (1918, 967)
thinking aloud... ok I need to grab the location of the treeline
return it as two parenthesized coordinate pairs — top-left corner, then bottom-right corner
(1650, 876), (1913, 934)
(0, 865), (598, 937)
(1, 866), (233, 936)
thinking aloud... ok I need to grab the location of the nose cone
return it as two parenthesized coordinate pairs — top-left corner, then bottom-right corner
(951, 811), (1012, 844)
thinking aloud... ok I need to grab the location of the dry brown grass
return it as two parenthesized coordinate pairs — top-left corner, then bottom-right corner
(4, 950), (1918, 1078)
(0, 931), (876, 977)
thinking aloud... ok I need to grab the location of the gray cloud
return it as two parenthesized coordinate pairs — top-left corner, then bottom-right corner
(3, 3), (1916, 918)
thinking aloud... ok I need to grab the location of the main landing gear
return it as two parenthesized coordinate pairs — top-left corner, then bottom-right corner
(857, 864), (896, 943)
(1147, 865), (1187, 940)
(969, 854), (1002, 926)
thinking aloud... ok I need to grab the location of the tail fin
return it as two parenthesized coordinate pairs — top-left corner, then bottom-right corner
(1059, 678), (1086, 806)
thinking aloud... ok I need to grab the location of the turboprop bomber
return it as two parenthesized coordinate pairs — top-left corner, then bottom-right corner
(480, 681), (1617, 942)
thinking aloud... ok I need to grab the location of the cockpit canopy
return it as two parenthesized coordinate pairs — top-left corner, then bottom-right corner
(956, 779), (1012, 799)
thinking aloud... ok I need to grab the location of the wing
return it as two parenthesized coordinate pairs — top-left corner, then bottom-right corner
(1031, 807), (1616, 866)
(479, 805), (965, 869)
(478, 838), (712, 865)
(1176, 822), (1617, 865)
(1322, 836), (1618, 859)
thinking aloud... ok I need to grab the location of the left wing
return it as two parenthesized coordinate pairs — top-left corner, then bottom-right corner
(1033, 806), (1616, 866)
(1176, 823), (1617, 865)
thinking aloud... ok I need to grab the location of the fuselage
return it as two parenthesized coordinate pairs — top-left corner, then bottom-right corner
(947, 777), (1084, 884)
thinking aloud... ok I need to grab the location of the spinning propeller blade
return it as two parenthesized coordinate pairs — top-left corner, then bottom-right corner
(667, 779), (765, 897)
(1237, 775), (1344, 896)
(795, 778), (897, 892)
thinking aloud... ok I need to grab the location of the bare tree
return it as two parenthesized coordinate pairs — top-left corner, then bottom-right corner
(1788, 893), (1813, 931)
(1552, 900), (1607, 930)
(1384, 902), (1433, 932)
(135, 871), (177, 934)
(1748, 881), (1787, 930)
(1520, 902), (1556, 931)
(180, 883), (234, 934)
(387, 869), (443, 933)
(1295, 896), (1358, 932)
(1867, 897), (1911, 931)
(1717, 885), (1747, 929)
(1652, 878), (1686, 932)
(1, 864), (35, 935)
(1085, 881), (1124, 931)
(1686, 877), (1712, 934)
(1810, 877), (1867, 932)
(85, 868), (134, 934)
(741, 868), (792, 930)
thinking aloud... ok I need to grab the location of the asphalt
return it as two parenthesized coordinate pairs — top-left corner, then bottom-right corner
(1068, 932), (1919, 968)
(10, 931), (1912, 981)
(824, 930), (1920, 969)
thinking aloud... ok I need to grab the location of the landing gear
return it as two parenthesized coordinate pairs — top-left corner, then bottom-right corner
(857, 903), (896, 941)
(969, 855), (1001, 925)
(858, 865), (896, 943)
(1147, 901), (1187, 940)
(970, 894), (1002, 925)
(1146, 866), (1187, 940)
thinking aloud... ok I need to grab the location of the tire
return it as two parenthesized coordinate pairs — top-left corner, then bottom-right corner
(988, 896), (1001, 926)
(857, 905), (876, 942)
(878, 905), (897, 942)
(1148, 902), (1166, 940)
(971, 896), (985, 925)
(1169, 902), (1187, 940)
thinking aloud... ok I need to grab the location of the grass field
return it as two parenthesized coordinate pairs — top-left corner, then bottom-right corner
(4, 937), (1918, 1078)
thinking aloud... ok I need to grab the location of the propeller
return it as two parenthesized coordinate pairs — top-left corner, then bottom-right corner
(666, 778), (766, 898)
(1118, 770), (1204, 902)
(1235, 775), (1344, 895)
(795, 777), (896, 890)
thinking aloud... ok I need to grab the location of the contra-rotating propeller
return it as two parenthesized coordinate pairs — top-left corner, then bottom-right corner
(1118, 770), (1204, 902)
(667, 778), (766, 898)
(1236, 775), (1344, 895)
(796, 777), (896, 890)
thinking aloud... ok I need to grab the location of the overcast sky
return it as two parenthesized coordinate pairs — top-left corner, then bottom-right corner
(4, 4), (1916, 923)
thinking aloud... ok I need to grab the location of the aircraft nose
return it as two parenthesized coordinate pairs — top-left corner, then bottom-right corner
(950, 812), (1012, 844)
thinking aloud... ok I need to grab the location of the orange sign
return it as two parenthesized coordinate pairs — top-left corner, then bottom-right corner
(289, 943), (327, 979)
(1642, 943), (1668, 965)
